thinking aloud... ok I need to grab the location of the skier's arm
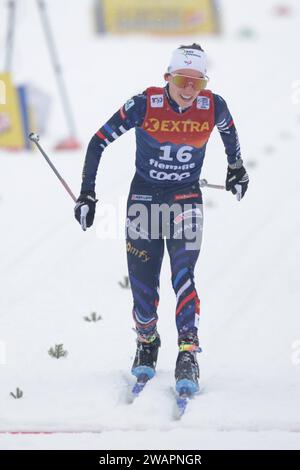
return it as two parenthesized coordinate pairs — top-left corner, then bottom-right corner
(214, 94), (249, 200)
(213, 93), (242, 168)
(80, 93), (147, 193)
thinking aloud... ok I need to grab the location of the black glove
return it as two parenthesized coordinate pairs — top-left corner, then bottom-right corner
(74, 191), (98, 231)
(226, 161), (249, 201)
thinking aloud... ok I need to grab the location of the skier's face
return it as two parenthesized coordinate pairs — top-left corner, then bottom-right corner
(164, 68), (207, 108)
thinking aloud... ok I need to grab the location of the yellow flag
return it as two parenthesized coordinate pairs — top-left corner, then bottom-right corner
(0, 72), (25, 149)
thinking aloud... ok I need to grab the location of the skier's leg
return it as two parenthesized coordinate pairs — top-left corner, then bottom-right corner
(126, 196), (164, 379)
(166, 196), (203, 348)
(126, 199), (164, 340)
(166, 191), (203, 393)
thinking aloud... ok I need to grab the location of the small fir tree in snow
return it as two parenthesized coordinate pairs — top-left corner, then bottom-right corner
(119, 276), (130, 289)
(48, 344), (68, 359)
(84, 312), (102, 322)
(10, 388), (23, 399)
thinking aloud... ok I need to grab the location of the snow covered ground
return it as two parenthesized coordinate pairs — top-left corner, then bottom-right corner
(0, 0), (300, 450)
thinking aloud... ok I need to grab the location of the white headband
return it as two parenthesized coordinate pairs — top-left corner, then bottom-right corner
(167, 48), (208, 75)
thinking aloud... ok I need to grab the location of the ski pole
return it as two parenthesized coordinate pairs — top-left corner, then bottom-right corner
(199, 179), (225, 190)
(28, 133), (77, 202)
(4, 0), (16, 72)
(36, 0), (79, 141)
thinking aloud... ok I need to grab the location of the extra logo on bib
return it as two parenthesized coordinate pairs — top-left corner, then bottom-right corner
(150, 94), (164, 108)
(197, 96), (210, 110)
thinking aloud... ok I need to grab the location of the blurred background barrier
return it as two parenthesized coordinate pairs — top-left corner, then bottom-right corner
(0, 0), (81, 152)
(0, 72), (26, 150)
(0, 73), (51, 151)
(94, 0), (221, 35)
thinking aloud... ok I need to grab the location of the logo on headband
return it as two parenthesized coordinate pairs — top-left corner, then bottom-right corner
(182, 49), (202, 59)
(181, 49), (203, 66)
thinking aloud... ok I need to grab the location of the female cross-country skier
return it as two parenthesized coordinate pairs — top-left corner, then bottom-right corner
(75, 44), (249, 398)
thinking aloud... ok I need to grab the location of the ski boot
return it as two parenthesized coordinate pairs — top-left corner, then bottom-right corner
(131, 330), (161, 396)
(175, 336), (201, 397)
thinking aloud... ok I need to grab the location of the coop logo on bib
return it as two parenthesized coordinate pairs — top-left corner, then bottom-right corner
(150, 169), (190, 181)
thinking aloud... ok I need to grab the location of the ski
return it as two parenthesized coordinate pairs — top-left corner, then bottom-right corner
(172, 383), (203, 420)
(175, 387), (193, 418)
(130, 373), (150, 400)
(176, 396), (189, 418)
(126, 374), (150, 404)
